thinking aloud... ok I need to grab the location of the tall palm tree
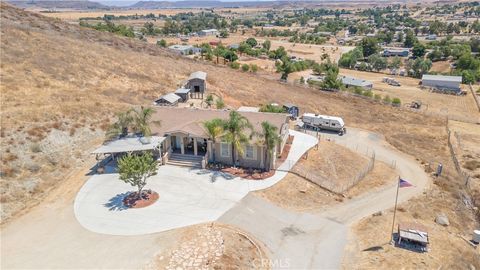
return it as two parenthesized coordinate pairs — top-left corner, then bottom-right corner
(132, 106), (160, 137)
(257, 121), (281, 172)
(203, 118), (224, 163)
(222, 111), (253, 168)
(106, 109), (134, 140)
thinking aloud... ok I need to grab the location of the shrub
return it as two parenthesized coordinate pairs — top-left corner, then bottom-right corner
(374, 94), (382, 100)
(383, 95), (392, 103)
(216, 98), (225, 109)
(250, 64), (258, 73)
(241, 64), (249, 72)
(157, 39), (167, 47)
(353, 87), (363, 95)
(363, 90), (373, 98)
(230, 62), (240, 69)
(392, 97), (401, 106)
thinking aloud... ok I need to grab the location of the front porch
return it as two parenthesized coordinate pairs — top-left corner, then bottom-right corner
(162, 131), (211, 168)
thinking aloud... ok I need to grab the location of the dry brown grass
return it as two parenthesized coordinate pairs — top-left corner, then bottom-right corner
(0, 4), (477, 267)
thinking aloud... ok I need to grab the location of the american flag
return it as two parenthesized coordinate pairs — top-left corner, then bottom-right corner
(399, 178), (413, 188)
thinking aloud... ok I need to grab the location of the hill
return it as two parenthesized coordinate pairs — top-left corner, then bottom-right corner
(0, 2), (462, 227)
(7, 0), (108, 10)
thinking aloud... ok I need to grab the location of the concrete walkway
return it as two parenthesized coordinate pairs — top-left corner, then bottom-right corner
(74, 130), (318, 235)
(219, 127), (430, 269)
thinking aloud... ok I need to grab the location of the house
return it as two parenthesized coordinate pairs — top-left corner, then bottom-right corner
(168, 44), (201, 55)
(426, 34), (437, 40)
(185, 71), (207, 99)
(198, 29), (219, 37)
(341, 76), (373, 89)
(155, 93), (181, 106)
(283, 103), (299, 118)
(421, 74), (462, 92)
(151, 107), (290, 170)
(174, 88), (191, 102)
(383, 48), (410, 57)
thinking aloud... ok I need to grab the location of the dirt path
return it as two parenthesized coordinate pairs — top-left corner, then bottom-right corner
(219, 127), (430, 269)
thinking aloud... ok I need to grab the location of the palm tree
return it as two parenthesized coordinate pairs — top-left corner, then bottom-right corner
(106, 109), (134, 140)
(257, 121), (281, 172)
(222, 111), (253, 168)
(132, 106), (160, 137)
(203, 118), (224, 163)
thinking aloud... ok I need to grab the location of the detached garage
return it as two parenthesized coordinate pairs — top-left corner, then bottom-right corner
(421, 74), (462, 92)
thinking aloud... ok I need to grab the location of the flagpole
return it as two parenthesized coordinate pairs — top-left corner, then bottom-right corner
(390, 176), (400, 244)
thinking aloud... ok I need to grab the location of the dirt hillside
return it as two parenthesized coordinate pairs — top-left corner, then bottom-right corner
(0, 3), (465, 225)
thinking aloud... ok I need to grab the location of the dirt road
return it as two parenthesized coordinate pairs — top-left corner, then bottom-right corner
(219, 127), (430, 269)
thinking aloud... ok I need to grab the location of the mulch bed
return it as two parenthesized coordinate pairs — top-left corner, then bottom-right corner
(221, 167), (275, 180)
(123, 190), (159, 209)
(276, 135), (295, 166)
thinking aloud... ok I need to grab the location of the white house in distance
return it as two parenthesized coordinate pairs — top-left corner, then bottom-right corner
(168, 44), (201, 55)
(341, 76), (373, 89)
(421, 74), (462, 92)
(198, 29), (219, 37)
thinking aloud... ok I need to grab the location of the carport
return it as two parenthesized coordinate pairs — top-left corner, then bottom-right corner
(91, 136), (166, 173)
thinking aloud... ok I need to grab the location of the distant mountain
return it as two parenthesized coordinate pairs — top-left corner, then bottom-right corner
(129, 0), (284, 9)
(7, 0), (109, 10)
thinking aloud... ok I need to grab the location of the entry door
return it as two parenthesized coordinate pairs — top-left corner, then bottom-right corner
(171, 136), (176, 150)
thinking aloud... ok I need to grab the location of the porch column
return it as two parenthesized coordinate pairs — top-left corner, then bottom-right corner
(259, 146), (264, 168)
(180, 135), (185, 154)
(193, 137), (198, 156)
(207, 141), (213, 161)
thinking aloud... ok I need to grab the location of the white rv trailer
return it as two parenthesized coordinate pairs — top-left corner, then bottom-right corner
(301, 113), (346, 134)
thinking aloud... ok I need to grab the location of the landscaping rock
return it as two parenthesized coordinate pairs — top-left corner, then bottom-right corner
(435, 213), (450, 226)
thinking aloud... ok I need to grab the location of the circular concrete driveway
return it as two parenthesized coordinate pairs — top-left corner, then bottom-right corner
(74, 130), (318, 236)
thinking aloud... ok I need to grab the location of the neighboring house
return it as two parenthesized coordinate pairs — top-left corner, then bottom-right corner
(185, 71), (207, 99)
(426, 34), (437, 40)
(283, 103), (299, 118)
(175, 87), (191, 102)
(155, 93), (181, 106)
(341, 76), (373, 89)
(383, 48), (409, 57)
(228, 44), (240, 50)
(168, 44), (201, 55)
(198, 29), (219, 37)
(151, 107), (290, 170)
(421, 74), (462, 92)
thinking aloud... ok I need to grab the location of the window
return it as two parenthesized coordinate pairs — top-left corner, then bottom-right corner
(220, 142), (230, 157)
(244, 145), (255, 160)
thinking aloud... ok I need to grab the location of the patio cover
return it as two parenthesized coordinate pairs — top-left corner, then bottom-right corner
(92, 136), (166, 154)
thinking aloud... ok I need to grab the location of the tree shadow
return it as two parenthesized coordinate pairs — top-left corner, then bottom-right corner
(194, 169), (236, 183)
(104, 192), (132, 211)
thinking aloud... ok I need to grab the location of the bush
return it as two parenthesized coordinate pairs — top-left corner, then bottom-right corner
(250, 64), (258, 73)
(216, 98), (225, 109)
(374, 94), (382, 100)
(383, 95), (392, 103)
(230, 62), (240, 69)
(363, 90), (373, 98)
(392, 97), (401, 106)
(353, 87), (363, 95)
(156, 39), (167, 47)
(241, 64), (249, 72)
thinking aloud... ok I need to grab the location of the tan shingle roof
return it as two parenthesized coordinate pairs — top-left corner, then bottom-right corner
(151, 107), (289, 139)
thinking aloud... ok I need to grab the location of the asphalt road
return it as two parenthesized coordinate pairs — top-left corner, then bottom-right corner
(219, 127), (430, 269)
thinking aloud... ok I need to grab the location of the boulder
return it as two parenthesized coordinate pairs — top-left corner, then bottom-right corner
(435, 213), (450, 226)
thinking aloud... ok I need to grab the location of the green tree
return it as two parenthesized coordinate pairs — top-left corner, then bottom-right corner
(132, 106), (160, 137)
(404, 30), (417, 48)
(412, 43), (426, 58)
(222, 111), (253, 167)
(219, 29), (229, 38)
(262, 39), (271, 51)
(388, 56), (402, 69)
(368, 54), (387, 71)
(106, 109), (134, 139)
(118, 152), (158, 199)
(203, 119), (224, 163)
(359, 37), (380, 57)
(276, 57), (294, 81)
(246, 37), (258, 47)
(257, 121), (281, 171)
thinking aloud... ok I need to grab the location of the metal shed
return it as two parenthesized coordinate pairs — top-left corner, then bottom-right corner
(174, 88), (191, 102)
(155, 93), (181, 106)
(341, 76), (373, 89)
(421, 74), (462, 92)
(186, 71), (207, 99)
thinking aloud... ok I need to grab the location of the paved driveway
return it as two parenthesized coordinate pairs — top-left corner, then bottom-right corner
(74, 130), (317, 236)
